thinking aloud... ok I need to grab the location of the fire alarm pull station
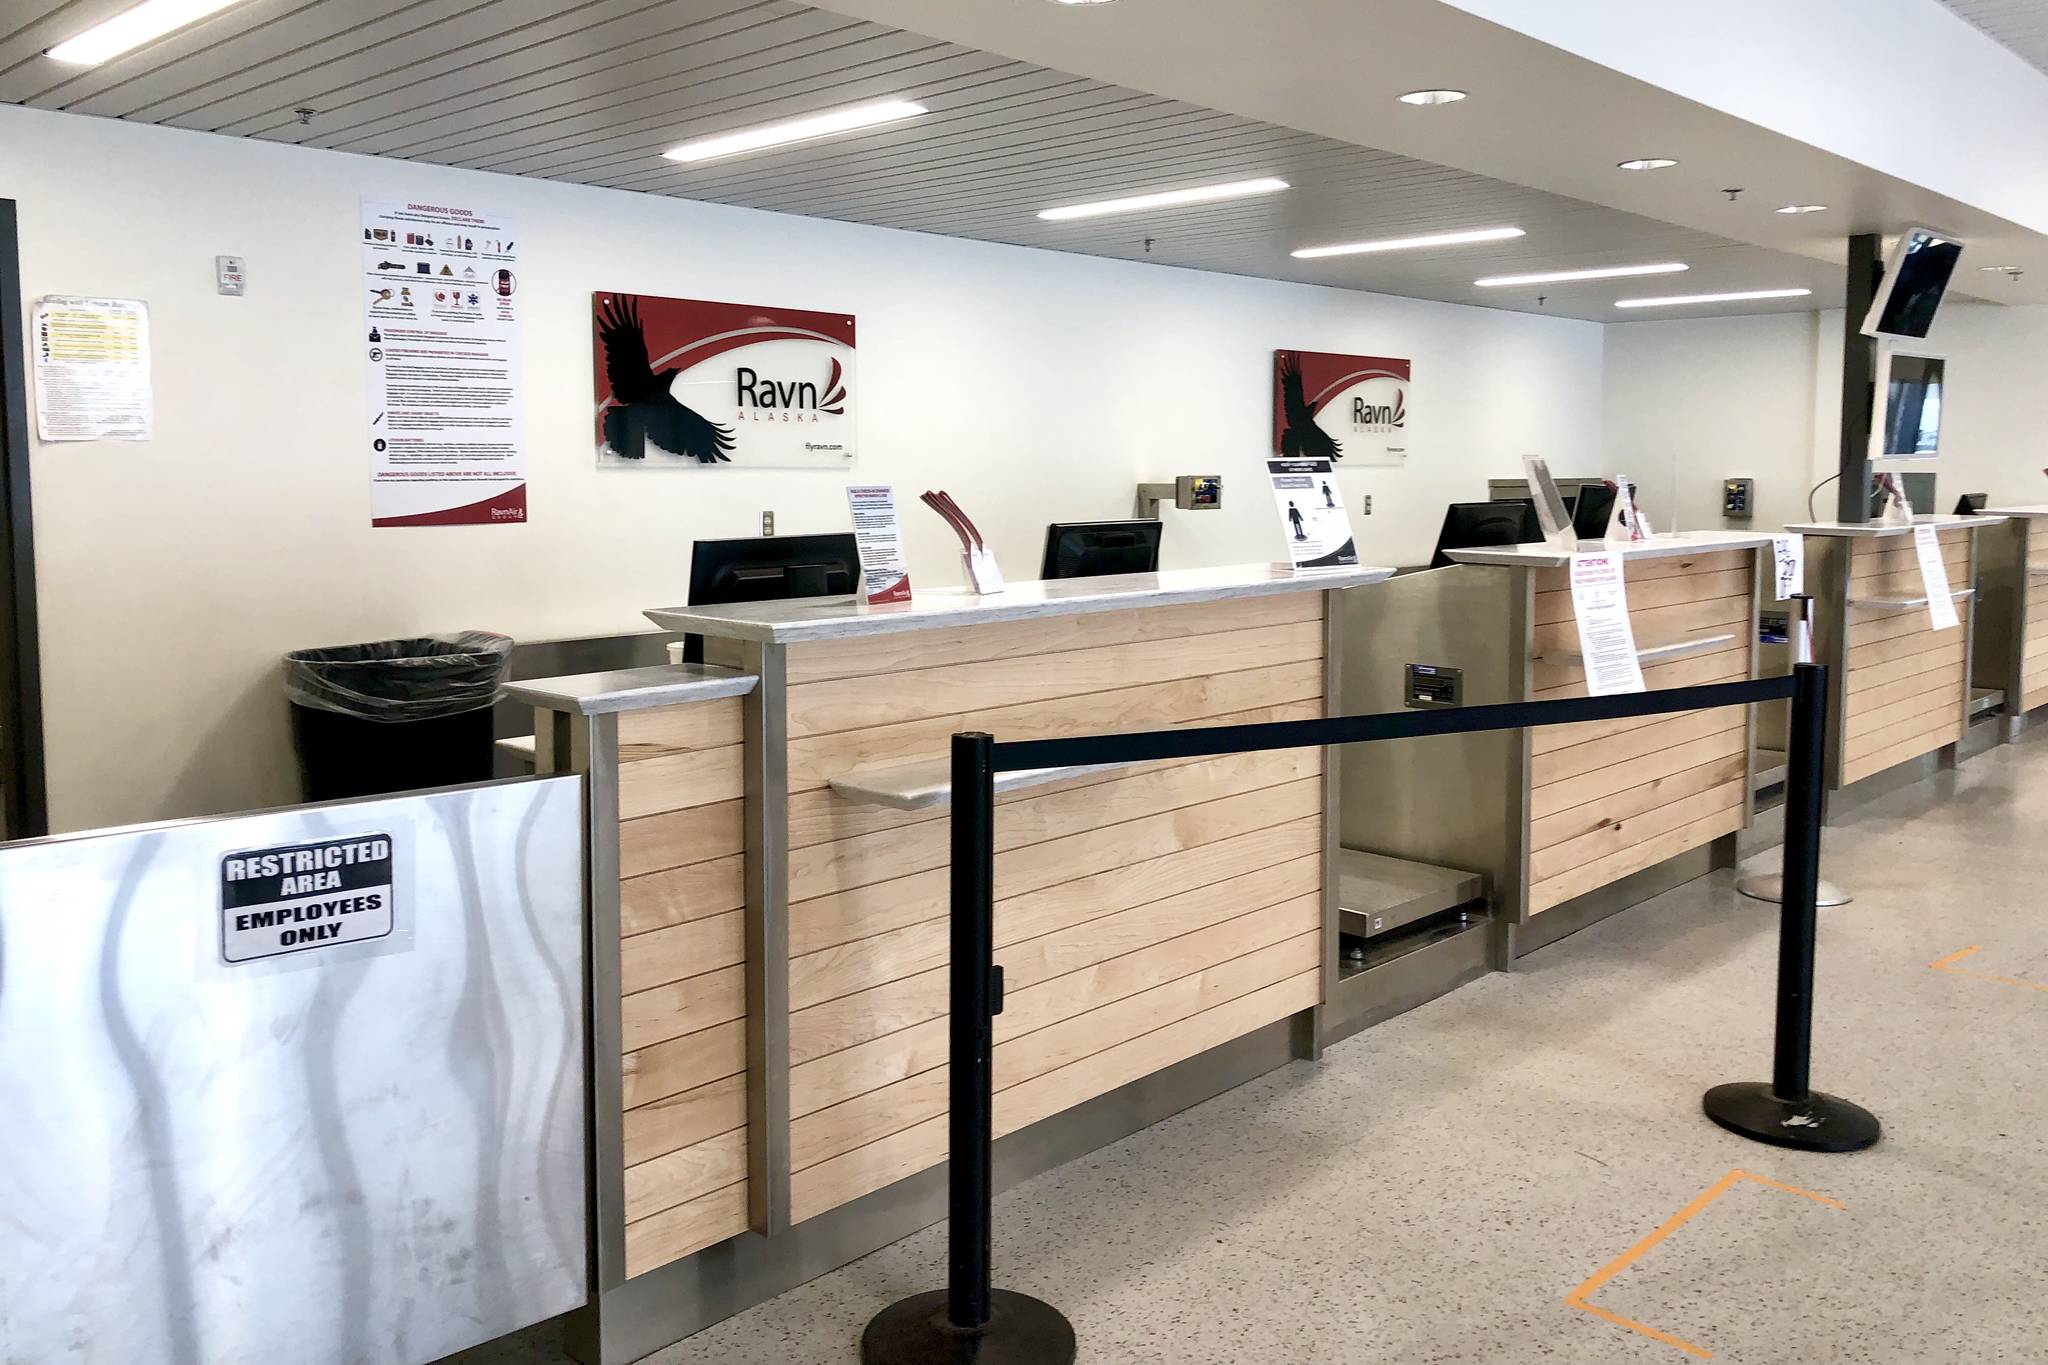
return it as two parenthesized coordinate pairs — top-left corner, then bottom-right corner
(1722, 477), (1755, 520)
(1136, 475), (1223, 518)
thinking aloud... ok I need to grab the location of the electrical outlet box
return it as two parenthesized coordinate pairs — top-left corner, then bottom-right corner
(1722, 477), (1754, 519)
(1362, 495), (1373, 516)
(760, 510), (775, 536)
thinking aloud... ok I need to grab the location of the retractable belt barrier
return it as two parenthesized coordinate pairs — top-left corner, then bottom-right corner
(860, 663), (1879, 1365)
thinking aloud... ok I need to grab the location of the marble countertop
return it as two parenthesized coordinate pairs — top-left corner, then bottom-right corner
(1783, 514), (2008, 538)
(1443, 530), (1781, 569)
(643, 563), (1395, 644)
(1980, 505), (2048, 518)
(505, 663), (758, 715)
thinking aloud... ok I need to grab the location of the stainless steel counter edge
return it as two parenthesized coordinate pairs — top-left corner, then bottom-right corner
(505, 663), (760, 715)
(1443, 530), (1782, 569)
(641, 563), (1396, 644)
(1784, 514), (2009, 537)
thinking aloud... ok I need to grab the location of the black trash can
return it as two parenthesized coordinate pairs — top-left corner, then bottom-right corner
(283, 632), (513, 801)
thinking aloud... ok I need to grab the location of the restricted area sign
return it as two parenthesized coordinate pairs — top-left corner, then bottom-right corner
(220, 833), (395, 963)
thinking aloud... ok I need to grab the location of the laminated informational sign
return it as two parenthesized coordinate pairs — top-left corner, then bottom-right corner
(363, 198), (525, 527)
(31, 296), (152, 441)
(846, 483), (912, 604)
(220, 833), (395, 964)
(1913, 524), (1961, 631)
(1569, 552), (1647, 696)
(1266, 457), (1359, 569)
(1772, 534), (1806, 599)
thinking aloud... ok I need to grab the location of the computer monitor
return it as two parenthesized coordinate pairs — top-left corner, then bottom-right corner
(681, 533), (860, 662)
(1428, 501), (1542, 569)
(1040, 520), (1164, 580)
(1571, 483), (1618, 539)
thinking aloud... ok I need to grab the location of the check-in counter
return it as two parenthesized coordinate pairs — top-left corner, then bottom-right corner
(1785, 515), (2005, 794)
(1973, 506), (2048, 735)
(1336, 532), (1774, 959)
(513, 563), (1391, 1363)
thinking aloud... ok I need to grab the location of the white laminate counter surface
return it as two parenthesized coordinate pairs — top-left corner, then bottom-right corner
(1782, 514), (2007, 538)
(643, 563), (1395, 644)
(1442, 530), (1780, 569)
(1981, 505), (2048, 518)
(505, 663), (758, 715)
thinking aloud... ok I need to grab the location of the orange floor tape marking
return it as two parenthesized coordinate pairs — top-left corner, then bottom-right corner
(1929, 945), (2048, 994)
(1564, 1169), (1843, 1358)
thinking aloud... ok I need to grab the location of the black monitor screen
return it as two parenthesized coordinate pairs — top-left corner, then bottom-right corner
(1571, 483), (1619, 539)
(1870, 230), (1963, 340)
(1878, 353), (1944, 458)
(682, 533), (859, 662)
(1041, 520), (1164, 580)
(1429, 501), (1542, 569)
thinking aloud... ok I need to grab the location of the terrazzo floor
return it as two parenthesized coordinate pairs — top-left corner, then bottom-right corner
(458, 730), (2048, 1364)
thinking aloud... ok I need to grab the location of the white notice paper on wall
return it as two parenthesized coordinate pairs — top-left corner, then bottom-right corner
(1568, 552), (1646, 696)
(1771, 534), (1805, 599)
(1912, 524), (1960, 631)
(845, 484), (912, 604)
(31, 296), (152, 441)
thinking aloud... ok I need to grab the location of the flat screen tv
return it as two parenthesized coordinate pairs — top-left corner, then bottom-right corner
(1872, 348), (1945, 460)
(1861, 227), (1964, 340)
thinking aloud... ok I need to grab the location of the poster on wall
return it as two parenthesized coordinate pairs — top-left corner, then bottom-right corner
(593, 293), (856, 468)
(1266, 457), (1359, 569)
(362, 199), (525, 527)
(31, 296), (152, 441)
(1273, 349), (1411, 467)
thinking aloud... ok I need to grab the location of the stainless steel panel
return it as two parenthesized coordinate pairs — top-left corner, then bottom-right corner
(577, 714), (629, 1293)
(1971, 518), (2028, 724)
(0, 777), (588, 1365)
(1323, 916), (1492, 1047)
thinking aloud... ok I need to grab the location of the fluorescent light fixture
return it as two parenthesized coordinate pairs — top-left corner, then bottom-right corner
(47, 0), (249, 65)
(1979, 264), (2020, 272)
(1617, 157), (1679, 171)
(663, 98), (927, 164)
(1292, 226), (1524, 260)
(1615, 288), (1813, 309)
(1776, 204), (1829, 215)
(1049, 0), (1120, 5)
(1475, 262), (1688, 288)
(1399, 89), (1468, 106)
(1038, 177), (1288, 222)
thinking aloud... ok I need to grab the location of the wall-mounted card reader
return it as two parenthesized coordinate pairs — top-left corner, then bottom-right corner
(1136, 475), (1223, 517)
(1722, 477), (1755, 519)
(1404, 663), (1463, 709)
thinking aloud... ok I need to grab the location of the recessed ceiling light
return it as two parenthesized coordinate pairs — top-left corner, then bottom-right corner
(1617, 157), (1680, 171)
(1615, 288), (1813, 309)
(1399, 89), (1468, 106)
(1475, 263), (1688, 287)
(1037, 177), (1289, 222)
(47, 0), (251, 65)
(1292, 226), (1524, 260)
(1776, 204), (1829, 215)
(663, 98), (927, 163)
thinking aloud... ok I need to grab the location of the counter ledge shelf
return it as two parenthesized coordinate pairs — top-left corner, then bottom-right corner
(1784, 514), (2006, 795)
(513, 562), (1393, 1365)
(1972, 506), (2048, 739)
(1337, 531), (1779, 963)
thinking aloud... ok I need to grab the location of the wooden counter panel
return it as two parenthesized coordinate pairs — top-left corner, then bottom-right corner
(1530, 638), (1749, 705)
(620, 909), (745, 996)
(618, 696), (744, 761)
(623, 1018), (746, 1110)
(1529, 805), (1743, 914)
(1842, 716), (1963, 787)
(625, 1128), (746, 1225)
(783, 592), (1323, 686)
(620, 852), (745, 939)
(1530, 550), (1747, 596)
(1529, 593), (1749, 664)
(1531, 704), (1744, 788)
(622, 963), (745, 1054)
(785, 621), (1323, 738)
(618, 743), (745, 819)
(788, 970), (1319, 1222)
(1842, 522), (1966, 784)
(1529, 753), (1745, 853)
(1848, 641), (1966, 695)
(1528, 717), (1745, 822)
(624, 1184), (749, 1280)
(1844, 670), (1968, 743)
(1529, 775), (1746, 885)
(1532, 567), (1750, 626)
(1851, 658), (1966, 715)
(620, 797), (743, 879)
(622, 1072), (746, 1168)
(1849, 603), (1961, 649)
(1847, 539), (1971, 582)
(1531, 659), (1748, 756)
(786, 659), (1324, 793)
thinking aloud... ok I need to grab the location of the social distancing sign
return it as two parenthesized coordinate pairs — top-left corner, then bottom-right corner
(220, 833), (395, 963)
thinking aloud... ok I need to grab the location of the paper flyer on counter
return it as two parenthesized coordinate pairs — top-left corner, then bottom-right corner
(363, 199), (524, 527)
(1912, 524), (1960, 630)
(1568, 552), (1647, 696)
(1266, 458), (1358, 569)
(32, 296), (152, 441)
(845, 484), (912, 603)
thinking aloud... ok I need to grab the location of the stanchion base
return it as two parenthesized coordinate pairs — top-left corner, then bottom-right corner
(1734, 873), (1854, 907)
(1702, 1082), (1881, 1152)
(862, 1289), (1077, 1365)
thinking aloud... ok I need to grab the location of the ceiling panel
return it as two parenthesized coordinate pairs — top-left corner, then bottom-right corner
(2, 0), (1850, 320)
(1940, 0), (2048, 75)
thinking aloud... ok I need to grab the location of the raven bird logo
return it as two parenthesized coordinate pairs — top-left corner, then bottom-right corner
(1278, 354), (1342, 461)
(598, 295), (737, 463)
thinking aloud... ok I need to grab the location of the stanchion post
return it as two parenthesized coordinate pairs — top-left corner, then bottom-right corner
(861, 734), (1077, 1365)
(1704, 663), (1880, 1152)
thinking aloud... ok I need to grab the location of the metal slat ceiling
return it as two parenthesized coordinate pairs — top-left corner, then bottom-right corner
(1941, 0), (2048, 74)
(1, 0), (1846, 321)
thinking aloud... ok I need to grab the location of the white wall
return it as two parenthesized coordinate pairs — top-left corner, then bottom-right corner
(0, 104), (1605, 831)
(1603, 301), (2048, 529)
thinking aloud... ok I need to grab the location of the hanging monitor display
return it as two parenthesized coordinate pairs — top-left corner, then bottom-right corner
(1860, 227), (1964, 340)
(1872, 348), (1945, 460)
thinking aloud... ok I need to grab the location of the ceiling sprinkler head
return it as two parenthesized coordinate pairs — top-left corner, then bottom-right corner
(295, 107), (316, 125)
(1723, 188), (1744, 201)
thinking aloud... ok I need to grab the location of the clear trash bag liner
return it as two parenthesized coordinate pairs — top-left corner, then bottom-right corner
(283, 632), (512, 722)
